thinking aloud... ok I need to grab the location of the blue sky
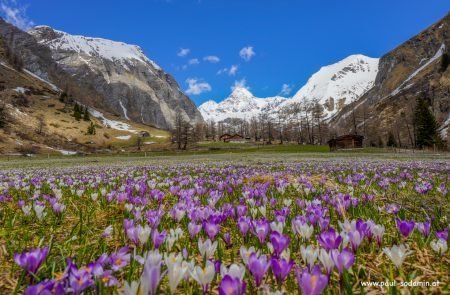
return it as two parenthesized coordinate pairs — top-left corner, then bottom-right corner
(0, 0), (448, 106)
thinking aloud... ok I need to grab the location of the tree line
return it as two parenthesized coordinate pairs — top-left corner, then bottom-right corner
(171, 96), (446, 150)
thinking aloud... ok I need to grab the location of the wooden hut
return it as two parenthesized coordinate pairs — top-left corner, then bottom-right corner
(219, 133), (245, 143)
(328, 134), (364, 151)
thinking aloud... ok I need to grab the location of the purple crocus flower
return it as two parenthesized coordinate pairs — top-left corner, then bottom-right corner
(109, 247), (130, 271)
(223, 232), (232, 247)
(203, 219), (220, 240)
(123, 219), (134, 231)
(296, 265), (328, 295)
(347, 230), (363, 252)
(355, 219), (368, 237)
(395, 218), (415, 238)
(317, 228), (342, 250)
(14, 246), (49, 274)
(237, 216), (251, 237)
(151, 229), (167, 249)
(235, 205), (248, 217)
(385, 204), (400, 214)
(188, 222), (202, 238)
(253, 218), (270, 243)
(100, 270), (119, 287)
(269, 231), (290, 256)
(25, 279), (55, 295)
(271, 257), (294, 284)
(415, 220), (431, 238)
(331, 248), (355, 274)
(247, 253), (271, 287)
(436, 229), (448, 241)
(141, 252), (164, 295)
(219, 275), (246, 295)
(69, 267), (95, 294)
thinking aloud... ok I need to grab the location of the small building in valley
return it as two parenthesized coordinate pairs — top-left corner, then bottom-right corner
(219, 133), (245, 143)
(328, 134), (364, 151)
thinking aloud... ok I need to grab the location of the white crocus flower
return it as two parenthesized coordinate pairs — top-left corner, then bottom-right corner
(259, 205), (266, 217)
(124, 203), (134, 212)
(270, 221), (284, 234)
(338, 219), (357, 233)
(300, 245), (319, 269)
(240, 246), (259, 265)
(198, 238), (217, 259)
(372, 224), (385, 243)
(22, 204), (32, 216)
(298, 223), (314, 240)
(430, 239), (448, 255)
(220, 263), (245, 281)
(103, 225), (113, 238)
(318, 248), (334, 274)
(137, 224), (151, 245)
(121, 280), (140, 295)
(383, 244), (411, 268)
(190, 260), (215, 291)
(165, 253), (187, 294)
(54, 189), (63, 200)
(33, 203), (46, 220)
(283, 199), (292, 207)
(165, 252), (184, 266)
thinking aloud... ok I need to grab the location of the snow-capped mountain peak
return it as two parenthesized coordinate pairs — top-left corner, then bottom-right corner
(199, 87), (287, 122)
(288, 54), (379, 116)
(29, 26), (161, 70)
(229, 86), (254, 101)
(199, 54), (379, 122)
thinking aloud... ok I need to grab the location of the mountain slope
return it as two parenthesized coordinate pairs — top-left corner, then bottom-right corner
(331, 13), (450, 145)
(0, 35), (169, 155)
(199, 55), (378, 122)
(28, 26), (203, 129)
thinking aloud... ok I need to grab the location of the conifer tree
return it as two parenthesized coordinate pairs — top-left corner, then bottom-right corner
(414, 97), (440, 148)
(387, 131), (397, 147)
(87, 122), (96, 135)
(73, 103), (82, 121)
(83, 107), (90, 121)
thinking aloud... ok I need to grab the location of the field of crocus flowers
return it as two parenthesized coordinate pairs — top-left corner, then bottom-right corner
(0, 157), (449, 294)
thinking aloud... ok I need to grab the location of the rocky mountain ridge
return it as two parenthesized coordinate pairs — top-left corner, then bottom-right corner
(28, 26), (203, 130)
(199, 55), (379, 122)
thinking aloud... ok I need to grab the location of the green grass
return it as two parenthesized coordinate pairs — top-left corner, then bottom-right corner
(197, 142), (329, 153)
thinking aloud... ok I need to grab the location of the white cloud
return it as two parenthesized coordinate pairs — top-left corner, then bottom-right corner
(239, 46), (255, 61)
(185, 78), (212, 95)
(188, 58), (200, 65)
(203, 55), (220, 63)
(231, 79), (250, 91)
(217, 64), (239, 76)
(228, 65), (239, 76)
(0, 0), (34, 30)
(279, 83), (293, 96)
(177, 48), (190, 57)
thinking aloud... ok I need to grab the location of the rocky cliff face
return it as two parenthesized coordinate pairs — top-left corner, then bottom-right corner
(331, 13), (450, 145)
(28, 26), (203, 129)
